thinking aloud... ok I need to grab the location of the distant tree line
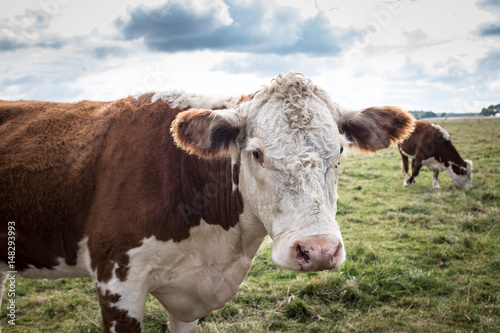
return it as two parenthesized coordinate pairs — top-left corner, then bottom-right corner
(408, 110), (438, 119)
(480, 104), (500, 116)
(409, 104), (499, 119)
(439, 112), (480, 118)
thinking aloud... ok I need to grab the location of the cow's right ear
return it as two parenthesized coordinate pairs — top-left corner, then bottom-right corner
(171, 108), (241, 159)
(339, 106), (415, 152)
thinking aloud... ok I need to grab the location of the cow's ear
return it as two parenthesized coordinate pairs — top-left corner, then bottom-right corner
(339, 106), (415, 152)
(171, 108), (241, 159)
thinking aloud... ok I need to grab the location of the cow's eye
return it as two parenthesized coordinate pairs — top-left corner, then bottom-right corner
(340, 146), (344, 154)
(252, 149), (264, 165)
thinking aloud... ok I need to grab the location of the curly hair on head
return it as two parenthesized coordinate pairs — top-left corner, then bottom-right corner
(263, 72), (319, 129)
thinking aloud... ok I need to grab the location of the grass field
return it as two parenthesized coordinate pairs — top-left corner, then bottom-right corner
(1, 117), (499, 332)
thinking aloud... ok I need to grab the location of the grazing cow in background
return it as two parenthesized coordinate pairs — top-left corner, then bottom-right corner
(398, 119), (472, 189)
(0, 72), (414, 333)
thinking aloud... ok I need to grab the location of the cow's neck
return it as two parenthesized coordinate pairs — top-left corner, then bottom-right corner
(177, 152), (267, 253)
(177, 156), (241, 229)
(148, 156), (267, 322)
(440, 143), (466, 173)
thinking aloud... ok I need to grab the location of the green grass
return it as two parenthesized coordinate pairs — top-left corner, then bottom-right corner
(2, 118), (499, 332)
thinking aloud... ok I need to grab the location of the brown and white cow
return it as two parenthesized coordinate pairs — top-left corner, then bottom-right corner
(398, 119), (472, 189)
(0, 72), (414, 332)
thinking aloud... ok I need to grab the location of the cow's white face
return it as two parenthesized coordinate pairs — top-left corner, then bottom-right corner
(236, 83), (347, 271)
(171, 72), (414, 272)
(449, 159), (473, 189)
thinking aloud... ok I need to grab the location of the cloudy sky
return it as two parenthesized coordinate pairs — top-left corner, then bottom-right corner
(1, 0), (499, 113)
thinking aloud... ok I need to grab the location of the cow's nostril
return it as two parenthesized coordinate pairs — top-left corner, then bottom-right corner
(333, 242), (343, 257)
(296, 244), (310, 263)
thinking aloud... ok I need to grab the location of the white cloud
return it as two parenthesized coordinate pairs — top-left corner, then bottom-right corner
(0, 0), (498, 114)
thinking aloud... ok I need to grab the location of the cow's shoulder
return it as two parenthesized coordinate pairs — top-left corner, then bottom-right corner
(85, 93), (244, 282)
(414, 119), (434, 135)
(414, 120), (449, 141)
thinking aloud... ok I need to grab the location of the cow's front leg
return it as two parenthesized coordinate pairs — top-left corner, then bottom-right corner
(96, 284), (146, 332)
(403, 173), (412, 187)
(401, 153), (412, 187)
(88, 237), (152, 332)
(432, 171), (440, 189)
(406, 158), (422, 186)
(168, 313), (198, 333)
(403, 159), (417, 187)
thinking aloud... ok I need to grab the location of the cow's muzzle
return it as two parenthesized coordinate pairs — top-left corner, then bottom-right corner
(293, 237), (344, 271)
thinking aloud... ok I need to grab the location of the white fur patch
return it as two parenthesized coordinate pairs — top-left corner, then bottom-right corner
(448, 162), (472, 189)
(236, 73), (347, 273)
(422, 157), (447, 172)
(150, 90), (240, 110)
(400, 148), (415, 159)
(403, 173), (411, 187)
(339, 133), (351, 149)
(431, 123), (450, 140)
(94, 218), (266, 323)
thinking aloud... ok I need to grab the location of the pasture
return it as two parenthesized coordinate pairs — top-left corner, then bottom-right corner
(1, 117), (499, 332)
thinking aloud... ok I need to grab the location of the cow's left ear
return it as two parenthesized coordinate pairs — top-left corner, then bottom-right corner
(171, 108), (241, 159)
(339, 106), (415, 152)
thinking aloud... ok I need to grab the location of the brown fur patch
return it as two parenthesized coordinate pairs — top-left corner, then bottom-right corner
(0, 97), (243, 286)
(171, 108), (240, 159)
(236, 92), (258, 106)
(341, 106), (415, 152)
(0, 99), (113, 270)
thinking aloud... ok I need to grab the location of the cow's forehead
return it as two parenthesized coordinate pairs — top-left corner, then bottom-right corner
(243, 86), (341, 164)
(242, 73), (339, 130)
(243, 110), (340, 182)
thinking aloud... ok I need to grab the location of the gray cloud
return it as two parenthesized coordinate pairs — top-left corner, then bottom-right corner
(479, 22), (500, 36)
(0, 38), (28, 51)
(116, 0), (360, 56)
(0, 35), (67, 52)
(476, 50), (500, 76)
(0, 9), (51, 44)
(93, 46), (128, 59)
(387, 50), (500, 91)
(0, 7), (66, 53)
(477, 0), (500, 9)
(477, 0), (500, 37)
(35, 38), (66, 49)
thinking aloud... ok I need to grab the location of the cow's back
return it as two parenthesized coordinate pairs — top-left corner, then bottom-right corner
(0, 99), (115, 269)
(399, 120), (445, 156)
